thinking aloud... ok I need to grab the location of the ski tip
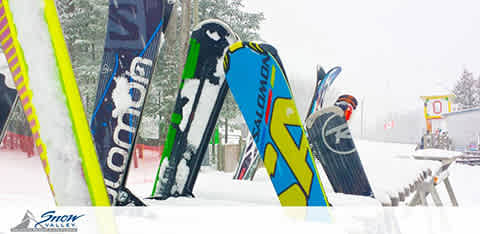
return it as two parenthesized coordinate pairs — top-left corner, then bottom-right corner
(326, 66), (342, 79)
(316, 65), (326, 79)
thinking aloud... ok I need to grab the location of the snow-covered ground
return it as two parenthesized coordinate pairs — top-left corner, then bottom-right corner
(1, 139), (479, 207)
(1, 140), (480, 233)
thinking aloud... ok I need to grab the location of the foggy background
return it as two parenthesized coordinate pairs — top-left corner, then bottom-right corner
(243, 0), (480, 144)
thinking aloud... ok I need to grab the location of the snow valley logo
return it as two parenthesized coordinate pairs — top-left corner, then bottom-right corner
(10, 210), (85, 232)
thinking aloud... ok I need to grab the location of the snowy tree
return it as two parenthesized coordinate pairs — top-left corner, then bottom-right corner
(57, 0), (108, 118)
(55, 0), (264, 143)
(197, 0), (265, 142)
(452, 69), (480, 110)
(141, 0), (265, 142)
(198, 0), (264, 40)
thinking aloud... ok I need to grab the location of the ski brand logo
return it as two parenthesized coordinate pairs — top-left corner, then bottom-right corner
(322, 113), (356, 155)
(105, 57), (152, 201)
(326, 123), (351, 144)
(11, 210), (84, 232)
(252, 53), (271, 142)
(225, 42), (329, 206)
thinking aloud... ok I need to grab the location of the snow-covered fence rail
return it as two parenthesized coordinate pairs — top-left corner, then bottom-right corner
(407, 149), (461, 206)
(457, 152), (480, 166)
(355, 143), (460, 207)
(369, 158), (439, 206)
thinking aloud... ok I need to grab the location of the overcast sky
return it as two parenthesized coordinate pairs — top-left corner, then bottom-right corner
(242, 0), (480, 119)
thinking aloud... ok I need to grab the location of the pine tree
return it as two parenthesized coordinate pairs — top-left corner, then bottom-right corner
(141, 0), (265, 143)
(452, 69), (480, 110)
(57, 0), (108, 118)
(56, 0), (264, 143)
(197, 0), (265, 143)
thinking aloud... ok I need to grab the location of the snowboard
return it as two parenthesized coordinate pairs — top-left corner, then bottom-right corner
(305, 105), (373, 197)
(89, 0), (171, 206)
(233, 133), (261, 180)
(151, 19), (239, 199)
(334, 94), (358, 121)
(0, 0), (110, 205)
(224, 42), (329, 206)
(0, 61), (17, 142)
(306, 66), (341, 120)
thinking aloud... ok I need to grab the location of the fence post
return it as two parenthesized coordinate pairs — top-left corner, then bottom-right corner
(133, 146), (139, 169)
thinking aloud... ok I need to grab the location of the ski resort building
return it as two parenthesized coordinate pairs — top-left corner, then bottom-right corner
(442, 107), (480, 151)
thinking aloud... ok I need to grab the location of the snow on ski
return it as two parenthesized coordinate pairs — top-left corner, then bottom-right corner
(224, 42), (329, 206)
(90, 0), (171, 206)
(306, 96), (374, 197)
(0, 0), (110, 206)
(151, 19), (239, 199)
(0, 55), (17, 142)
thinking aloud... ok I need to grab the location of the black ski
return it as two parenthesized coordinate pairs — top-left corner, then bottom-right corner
(90, 0), (171, 206)
(151, 19), (239, 199)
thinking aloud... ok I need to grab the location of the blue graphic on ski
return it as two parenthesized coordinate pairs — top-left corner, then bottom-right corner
(224, 42), (329, 206)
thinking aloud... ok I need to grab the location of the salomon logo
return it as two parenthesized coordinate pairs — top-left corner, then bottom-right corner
(105, 57), (152, 202)
(252, 54), (270, 141)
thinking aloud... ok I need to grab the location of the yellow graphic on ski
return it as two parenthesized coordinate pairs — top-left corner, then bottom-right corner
(0, 0), (109, 206)
(224, 42), (329, 206)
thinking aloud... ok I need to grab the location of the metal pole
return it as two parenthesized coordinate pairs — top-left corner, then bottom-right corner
(443, 177), (459, 206)
(193, 0), (199, 25)
(361, 97), (365, 138)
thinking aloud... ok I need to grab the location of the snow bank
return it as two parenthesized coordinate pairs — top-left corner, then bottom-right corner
(413, 148), (463, 159)
(352, 140), (442, 205)
(1, 140), (477, 207)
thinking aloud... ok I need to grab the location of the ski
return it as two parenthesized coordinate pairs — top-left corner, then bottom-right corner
(89, 0), (172, 206)
(231, 44), (291, 181)
(233, 64), (340, 181)
(305, 95), (374, 197)
(151, 19), (239, 199)
(306, 66), (341, 120)
(233, 65), (342, 181)
(233, 133), (261, 180)
(0, 57), (17, 142)
(0, 0), (110, 205)
(306, 65), (326, 119)
(233, 64), (342, 181)
(224, 42), (329, 206)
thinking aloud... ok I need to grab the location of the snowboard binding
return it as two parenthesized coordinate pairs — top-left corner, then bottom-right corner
(334, 94), (358, 121)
